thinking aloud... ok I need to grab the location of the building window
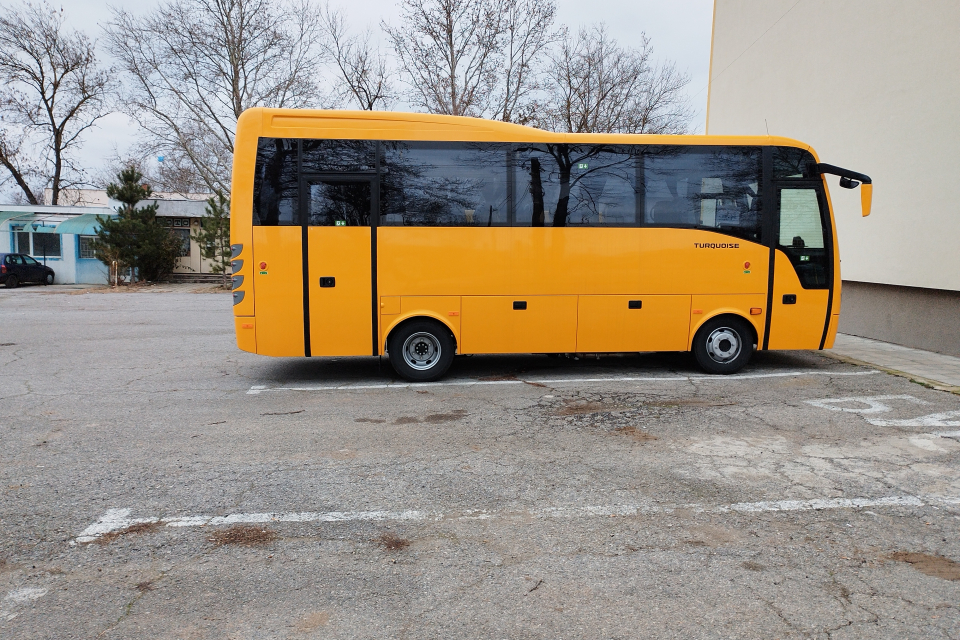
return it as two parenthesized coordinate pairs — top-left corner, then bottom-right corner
(79, 235), (97, 259)
(32, 233), (61, 258)
(15, 231), (30, 253)
(174, 228), (191, 256)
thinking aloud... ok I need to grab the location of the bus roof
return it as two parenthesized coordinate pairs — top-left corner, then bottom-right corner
(242, 107), (815, 154)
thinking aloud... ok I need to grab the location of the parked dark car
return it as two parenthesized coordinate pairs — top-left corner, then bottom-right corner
(0, 253), (55, 288)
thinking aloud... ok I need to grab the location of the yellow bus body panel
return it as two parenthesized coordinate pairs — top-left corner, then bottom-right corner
(230, 109), (259, 318)
(461, 295), (579, 354)
(307, 227), (372, 356)
(252, 226), (304, 357)
(380, 296), (462, 354)
(234, 317), (256, 353)
(767, 250), (830, 350)
(577, 295), (691, 352)
(689, 295), (768, 348)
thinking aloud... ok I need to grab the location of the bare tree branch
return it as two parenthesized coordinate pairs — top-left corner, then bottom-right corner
(105, 0), (330, 193)
(491, 0), (558, 125)
(321, 5), (395, 110)
(0, 1), (113, 204)
(540, 24), (693, 135)
(383, 0), (503, 117)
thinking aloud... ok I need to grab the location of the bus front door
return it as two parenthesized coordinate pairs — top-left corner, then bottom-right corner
(303, 176), (375, 356)
(767, 185), (832, 349)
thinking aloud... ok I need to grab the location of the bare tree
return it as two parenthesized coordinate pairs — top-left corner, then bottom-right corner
(321, 6), (395, 110)
(492, 0), (558, 125)
(383, 0), (503, 117)
(105, 0), (329, 194)
(0, 1), (112, 204)
(541, 24), (693, 135)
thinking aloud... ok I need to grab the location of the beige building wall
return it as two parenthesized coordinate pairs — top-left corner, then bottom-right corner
(707, 0), (960, 292)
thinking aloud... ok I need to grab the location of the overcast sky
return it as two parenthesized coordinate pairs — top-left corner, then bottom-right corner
(60, 0), (714, 178)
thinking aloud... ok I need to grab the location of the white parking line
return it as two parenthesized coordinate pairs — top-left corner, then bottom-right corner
(246, 369), (881, 394)
(74, 491), (949, 544)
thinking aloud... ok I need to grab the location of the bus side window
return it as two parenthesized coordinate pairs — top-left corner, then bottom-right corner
(253, 138), (298, 226)
(642, 146), (762, 243)
(513, 144), (638, 227)
(380, 141), (510, 227)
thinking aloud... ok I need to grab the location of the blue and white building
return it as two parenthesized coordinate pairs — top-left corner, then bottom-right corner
(0, 205), (115, 284)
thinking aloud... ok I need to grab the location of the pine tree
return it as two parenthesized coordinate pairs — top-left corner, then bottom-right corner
(95, 167), (182, 283)
(192, 191), (232, 288)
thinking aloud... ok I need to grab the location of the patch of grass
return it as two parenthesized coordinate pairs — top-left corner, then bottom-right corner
(208, 525), (277, 547)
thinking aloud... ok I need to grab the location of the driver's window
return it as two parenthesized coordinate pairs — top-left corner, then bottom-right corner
(778, 187), (828, 288)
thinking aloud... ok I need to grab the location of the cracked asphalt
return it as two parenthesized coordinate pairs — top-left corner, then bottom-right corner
(1, 290), (959, 639)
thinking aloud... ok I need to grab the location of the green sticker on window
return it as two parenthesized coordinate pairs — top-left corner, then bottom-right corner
(335, 220), (346, 226)
(577, 163), (588, 170)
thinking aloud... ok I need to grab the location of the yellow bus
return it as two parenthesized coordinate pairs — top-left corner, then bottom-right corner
(230, 109), (871, 381)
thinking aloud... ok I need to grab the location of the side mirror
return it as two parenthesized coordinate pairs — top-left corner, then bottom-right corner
(839, 176), (859, 189)
(860, 183), (872, 217)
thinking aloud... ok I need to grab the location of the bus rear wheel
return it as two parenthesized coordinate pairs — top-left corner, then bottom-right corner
(692, 316), (754, 375)
(387, 319), (456, 382)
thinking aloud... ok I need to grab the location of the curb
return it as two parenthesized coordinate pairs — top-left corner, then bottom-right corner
(820, 350), (960, 396)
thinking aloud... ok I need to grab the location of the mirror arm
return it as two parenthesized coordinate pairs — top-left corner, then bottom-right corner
(813, 163), (872, 185)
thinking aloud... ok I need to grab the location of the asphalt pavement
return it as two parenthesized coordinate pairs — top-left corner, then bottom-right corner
(1, 289), (958, 639)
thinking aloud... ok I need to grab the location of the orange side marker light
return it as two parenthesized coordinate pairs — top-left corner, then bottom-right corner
(750, 308), (763, 315)
(241, 323), (254, 329)
(448, 311), (460, 316)
(692, 309), (703, 315)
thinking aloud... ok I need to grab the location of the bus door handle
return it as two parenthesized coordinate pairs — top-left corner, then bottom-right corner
(513, 301), (527, 310)
(782, 294), (797, 304)
(628, 300), (642, 309)
(319, 277), (336, 288)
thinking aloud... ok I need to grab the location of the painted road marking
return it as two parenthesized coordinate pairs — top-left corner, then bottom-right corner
(805, 395), (960, 428)
(805, 394), (930, 414)
(247, 370), (881, 394)
(74, 493), (949, 544)
(867, 410), (960, 428)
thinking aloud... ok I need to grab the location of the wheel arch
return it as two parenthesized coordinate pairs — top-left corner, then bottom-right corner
(688, 311), (760, 350)
(383, 313), (459, 354)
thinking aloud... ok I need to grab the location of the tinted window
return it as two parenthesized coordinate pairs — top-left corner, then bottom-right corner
(253, 138), (298, 226)
(774, 147), (817, 180)
(778, 187), (828, 288)
(643, 147), (762, 243)
(23, 255), (39, 265)
(380, 141), (509, 226)
(15, 231), (30, 254)
(514, 144), (638, 227)
(301, 139), (376, 173)
(32, 234), (61, 258)
(9, 255), (24, 265)
(307, 180), (372, 226)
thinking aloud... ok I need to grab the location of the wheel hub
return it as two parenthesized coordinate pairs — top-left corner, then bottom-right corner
(705, 327), (741, 364)
(402, 332), (441, 371)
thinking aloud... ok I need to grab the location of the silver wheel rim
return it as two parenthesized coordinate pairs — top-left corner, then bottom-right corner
(402, 332), (441, 371)
(705, 327), (741, 364)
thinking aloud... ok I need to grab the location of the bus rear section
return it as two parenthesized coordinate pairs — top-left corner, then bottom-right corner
(230, 109), (871, 381)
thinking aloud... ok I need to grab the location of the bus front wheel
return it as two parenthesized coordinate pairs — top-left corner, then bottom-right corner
(387, 319), (456, 382)
(692, 316), (755, 375)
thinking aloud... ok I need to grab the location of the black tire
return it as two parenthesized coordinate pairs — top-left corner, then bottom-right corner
(692, 315), (755, 375)
(387, 318), (456, 382)
(5, 275), (18, 289)
(44, 272), (54, 285)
